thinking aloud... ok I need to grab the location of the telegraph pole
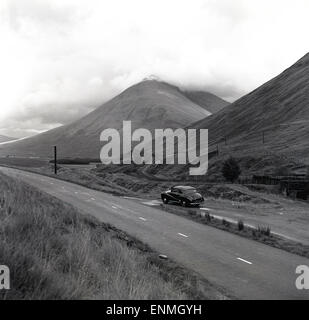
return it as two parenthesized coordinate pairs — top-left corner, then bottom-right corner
(262, 131), (265, 144)
(54, 146), (57, 175)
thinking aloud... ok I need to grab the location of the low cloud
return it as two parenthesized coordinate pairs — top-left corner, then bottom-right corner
(1, 0), (309, 138)
(6, 0), (81, 33)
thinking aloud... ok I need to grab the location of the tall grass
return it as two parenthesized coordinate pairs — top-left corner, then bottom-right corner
(0, 173), (224, 300)
(256, 225), (272, 237)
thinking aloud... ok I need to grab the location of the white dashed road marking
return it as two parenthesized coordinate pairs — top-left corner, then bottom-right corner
(142, 200), (161, 206)
(123, 196), (143, 201)
(142, 202), (157, 206)
(178, 233), (189, 238)
(237, 257), (252, 265)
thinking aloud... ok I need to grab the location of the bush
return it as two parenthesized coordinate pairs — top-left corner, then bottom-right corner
(205, 213), (212, 222)
(238, 220), (244, 231)
(222, 219), (231, 227)
(222, 157), (241, 183)
(257, 225), (272, 237)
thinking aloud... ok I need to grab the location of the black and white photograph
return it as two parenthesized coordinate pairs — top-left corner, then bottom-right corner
(0, 0), (309, 309)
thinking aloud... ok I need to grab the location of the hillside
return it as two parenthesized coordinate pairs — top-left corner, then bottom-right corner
(182, 90), (230, 114)
(0, 135), (15, 144)
(189, 53), (309, 167)
(0, 80), (225, 158)
(197, 53), (308, 141)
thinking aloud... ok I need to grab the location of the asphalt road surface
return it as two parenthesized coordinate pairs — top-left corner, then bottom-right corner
(1, 166), (309, 300)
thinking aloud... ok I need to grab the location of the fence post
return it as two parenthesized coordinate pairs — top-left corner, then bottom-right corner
(54, 146), (57, 175)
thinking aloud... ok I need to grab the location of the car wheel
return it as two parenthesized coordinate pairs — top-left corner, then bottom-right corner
(181, 200), (187, 207)
(162, 197), (169, 204)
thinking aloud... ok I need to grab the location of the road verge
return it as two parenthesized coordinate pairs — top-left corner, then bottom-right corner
(160, 204), (309, 259)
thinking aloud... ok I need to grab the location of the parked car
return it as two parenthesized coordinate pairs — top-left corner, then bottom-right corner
(161, 186), (204, 207)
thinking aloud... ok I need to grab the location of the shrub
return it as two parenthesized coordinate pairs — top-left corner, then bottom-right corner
(238, 220), (244, 231)
(222, 219), (231, 227)
(205, 213), (212, 222)
(222, 157), (241, 183)
(257, 225), (272, 237)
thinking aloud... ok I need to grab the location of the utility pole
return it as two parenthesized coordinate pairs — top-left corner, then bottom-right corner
(54, 146), (57, 175)
(262, 131), (265, 144)
(217, 144), (219, 156)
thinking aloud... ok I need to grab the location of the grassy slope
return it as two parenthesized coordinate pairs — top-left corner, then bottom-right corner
(0, 172), (228, 300)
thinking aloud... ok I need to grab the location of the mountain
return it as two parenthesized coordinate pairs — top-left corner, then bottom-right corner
(182, 90), (230, 114)
(193, 53), (309, 140)
(183, 52), (309, 174)
(133, 53), (309, 179)
(0, 135), (15, 144)
(0, 80), (227, 158)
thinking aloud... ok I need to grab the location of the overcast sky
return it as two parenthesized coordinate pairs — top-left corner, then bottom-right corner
(0, 0), (309, 138)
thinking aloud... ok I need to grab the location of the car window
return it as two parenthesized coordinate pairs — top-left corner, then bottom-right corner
(185, 189), (197, 195)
